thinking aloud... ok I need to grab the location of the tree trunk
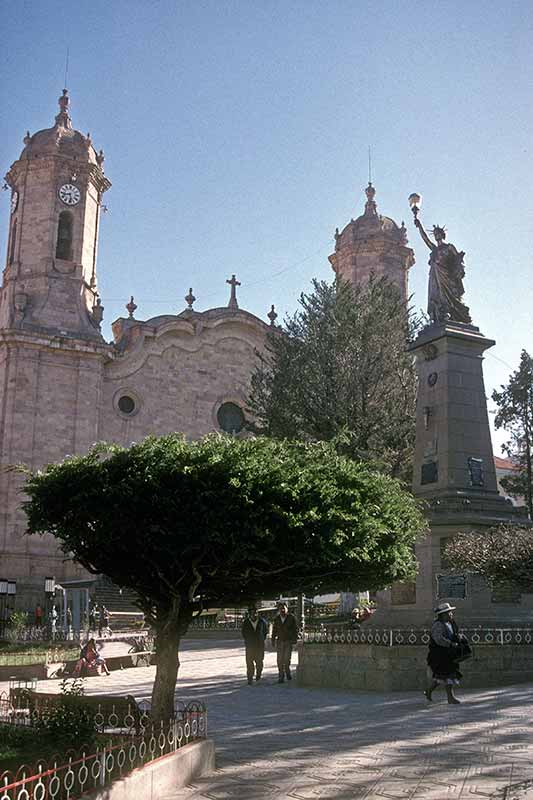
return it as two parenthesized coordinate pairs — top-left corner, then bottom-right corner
(151, 624), (181, 723)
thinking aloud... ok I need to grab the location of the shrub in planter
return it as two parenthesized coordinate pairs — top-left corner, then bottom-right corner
(32, 679), (97, 749)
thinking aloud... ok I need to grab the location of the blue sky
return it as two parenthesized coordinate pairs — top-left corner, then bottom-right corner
(1, 1), (532, 453)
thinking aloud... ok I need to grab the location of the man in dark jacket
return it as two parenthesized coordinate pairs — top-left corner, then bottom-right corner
(241, 607), (268, 685)
(271, 601), (298, 683)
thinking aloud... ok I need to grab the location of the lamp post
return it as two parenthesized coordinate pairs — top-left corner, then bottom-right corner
(408, 192), (422, 221)
(44, 577), (56, 634)
(0, 579), (8, 636)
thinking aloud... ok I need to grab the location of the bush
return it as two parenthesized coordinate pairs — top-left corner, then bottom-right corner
(32, 679), (97, 749)
(8, 611), (29, 638)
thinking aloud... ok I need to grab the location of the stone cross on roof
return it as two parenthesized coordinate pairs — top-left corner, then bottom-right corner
(226, 274), (241, 310)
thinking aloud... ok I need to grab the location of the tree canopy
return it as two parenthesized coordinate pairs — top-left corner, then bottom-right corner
(21, 433), (426, 719)
(444, 524), (533, 592)
(492, 349), (533, 517)
(248, 277), (419, 481)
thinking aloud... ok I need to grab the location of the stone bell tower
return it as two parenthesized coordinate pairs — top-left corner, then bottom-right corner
(0, 91), (112, 604)
(328, 183), (414, 301)
(0, 89), (111, 337)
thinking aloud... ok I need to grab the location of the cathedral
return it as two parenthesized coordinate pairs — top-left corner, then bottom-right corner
(0, 91), (414, 618)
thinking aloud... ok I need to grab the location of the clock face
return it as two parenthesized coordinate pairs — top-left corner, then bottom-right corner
(58, 184), (81, 206)
(10, 191), (19, 214)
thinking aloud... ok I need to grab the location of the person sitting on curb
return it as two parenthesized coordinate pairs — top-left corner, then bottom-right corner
(73, 638), (111, 676)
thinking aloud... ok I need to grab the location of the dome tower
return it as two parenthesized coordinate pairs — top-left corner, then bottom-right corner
(329, 183), (414, 302)
(1, 90), (111, 337)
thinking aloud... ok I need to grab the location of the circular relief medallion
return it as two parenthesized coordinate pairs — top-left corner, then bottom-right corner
(423, 344), (438, 361)
(427, 372), (438, 387)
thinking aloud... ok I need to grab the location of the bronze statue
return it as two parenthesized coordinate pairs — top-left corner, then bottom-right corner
(411, 201), (471, 325)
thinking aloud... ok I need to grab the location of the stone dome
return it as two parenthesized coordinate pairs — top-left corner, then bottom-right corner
(335, 184), (407, 249)
(19, 90), (100, 166)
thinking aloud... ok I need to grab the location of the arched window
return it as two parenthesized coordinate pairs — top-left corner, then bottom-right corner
(56, 211), (73, 260)
(9, 221), (17, 264)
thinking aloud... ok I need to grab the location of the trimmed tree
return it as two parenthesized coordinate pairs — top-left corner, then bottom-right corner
(21, 434), (426, 720)
(444, 524), (533, 592)
(492, 350), (533, 518)
(248, 277), (419, 481)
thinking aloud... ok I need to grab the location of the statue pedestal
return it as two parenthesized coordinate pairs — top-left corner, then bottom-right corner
(373, 322), (530, 627)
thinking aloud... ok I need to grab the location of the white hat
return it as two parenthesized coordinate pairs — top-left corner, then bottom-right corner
(434, 602), (456, 616)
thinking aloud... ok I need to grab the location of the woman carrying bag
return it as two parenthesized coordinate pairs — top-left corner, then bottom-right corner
(425, 602), (472, 704)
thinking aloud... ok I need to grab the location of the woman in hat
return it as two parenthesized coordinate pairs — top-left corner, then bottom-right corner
(425, 602), (465, 704)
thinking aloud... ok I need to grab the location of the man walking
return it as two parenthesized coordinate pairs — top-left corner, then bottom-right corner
(241, 607), (268, 685)
(271, 601), (298, 683)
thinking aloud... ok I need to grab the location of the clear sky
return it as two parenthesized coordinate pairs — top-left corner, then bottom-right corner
(1, 1), (532, 453)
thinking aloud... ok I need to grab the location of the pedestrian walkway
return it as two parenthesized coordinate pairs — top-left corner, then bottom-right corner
(2, 640), (533, 798)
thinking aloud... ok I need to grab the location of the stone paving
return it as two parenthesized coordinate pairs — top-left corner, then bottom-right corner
(2, 639), (533, 799)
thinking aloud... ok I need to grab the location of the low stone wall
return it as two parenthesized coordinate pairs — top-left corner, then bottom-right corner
(84, 739), (215, 800)
(0, 652), (154, 682)
(297, 643), (533, 692)
(184, 630), (241, 640)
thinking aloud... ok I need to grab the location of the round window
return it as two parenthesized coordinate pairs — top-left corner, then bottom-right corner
(118, 395), (136, 415)
(217, 402), (245, 434)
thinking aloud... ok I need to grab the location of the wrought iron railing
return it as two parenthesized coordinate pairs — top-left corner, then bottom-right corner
(1, 626), (83, 644)
(303, 626), (533, 647)
(188, 617), (243, 630)
(0, 700), (207, 799)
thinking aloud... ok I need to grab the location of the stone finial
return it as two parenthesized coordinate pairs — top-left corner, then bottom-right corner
(267, 304), (278, 326)
(92, 296), (104, 328)
(185, 288), (196, 310)
(364, 182), (377, 216)
(226, 274), (241, 310)
(55, 89), (72, 129)
(24, 131), (31, 145)
(96, 149), (105, 168)
(400, 221), (408, 245)
(126, 296), (137, 319)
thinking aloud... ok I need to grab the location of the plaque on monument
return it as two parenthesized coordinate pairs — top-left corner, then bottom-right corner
(468, 457), (484, 487)
(421, 460), (438, 484)
(437, 573), (466, 599)
(491, 581), (521, 604)
(391, 580), (416, 605)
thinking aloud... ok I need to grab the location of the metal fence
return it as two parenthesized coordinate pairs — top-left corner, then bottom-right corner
(0, 700), (207, 800)
(303, 626), (533, 647)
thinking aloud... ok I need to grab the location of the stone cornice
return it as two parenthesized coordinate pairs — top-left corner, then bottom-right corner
(0, 327), (113, 358)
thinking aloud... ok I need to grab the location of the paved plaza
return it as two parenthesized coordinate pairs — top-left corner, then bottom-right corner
(3, 638), (533, 799)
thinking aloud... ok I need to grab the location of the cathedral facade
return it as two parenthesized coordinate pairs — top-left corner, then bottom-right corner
(0, 92), (413, 611)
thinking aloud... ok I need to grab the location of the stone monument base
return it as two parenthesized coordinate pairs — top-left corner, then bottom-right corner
(298, 642), (533, 692)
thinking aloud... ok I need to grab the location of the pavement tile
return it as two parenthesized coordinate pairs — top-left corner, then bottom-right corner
(3, 639), (533, 800)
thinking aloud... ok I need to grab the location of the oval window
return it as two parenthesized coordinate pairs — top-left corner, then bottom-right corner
(217, 402), (245, 434)
(118, 395), (136, 415)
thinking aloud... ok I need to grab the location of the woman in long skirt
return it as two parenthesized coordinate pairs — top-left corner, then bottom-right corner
(425, 602), (463, 704)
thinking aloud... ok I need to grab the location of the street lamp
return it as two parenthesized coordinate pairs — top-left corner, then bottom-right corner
(44, 577), (55, 595)
(408, 192), (422, 221)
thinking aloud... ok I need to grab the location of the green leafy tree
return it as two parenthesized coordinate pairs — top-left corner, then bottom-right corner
(21, 434), (426, 720)
(492, 350), (533, 518)
(248, 277), (419, 480)
(444, 524), (533, 592)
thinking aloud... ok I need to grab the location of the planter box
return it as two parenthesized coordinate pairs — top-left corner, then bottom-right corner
(84, 739), (215, 800)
